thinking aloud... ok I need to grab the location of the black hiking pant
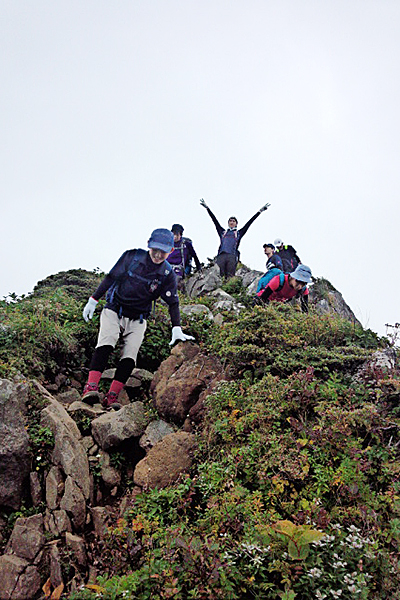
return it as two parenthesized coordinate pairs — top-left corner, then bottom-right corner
(216, 252), (237, 278)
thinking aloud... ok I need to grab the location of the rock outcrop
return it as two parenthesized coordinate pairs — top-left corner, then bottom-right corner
(0, 379), (30, 510)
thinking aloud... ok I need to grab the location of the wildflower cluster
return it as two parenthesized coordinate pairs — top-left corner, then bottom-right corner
(296, 523), (378, 599)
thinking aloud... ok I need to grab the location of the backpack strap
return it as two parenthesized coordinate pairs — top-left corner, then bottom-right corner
(277, 272), (286, 292)
(127, 248), (147, 276)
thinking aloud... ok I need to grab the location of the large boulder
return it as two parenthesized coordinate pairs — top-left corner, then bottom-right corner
(186, 265), (222, 297)
(91, 402), (150, 450)
(309, 278), (361, 325)
(0, 555), (41, 600)
(0, 380), (31, 510)
(151, 343), (226, 424)
(134, 431), (196, 489)
(41, 397), (90, 500)
(6, 514), (45, 562)
(59, 476), (86, 531)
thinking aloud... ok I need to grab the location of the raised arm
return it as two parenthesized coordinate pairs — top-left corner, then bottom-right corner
(238, 202), (270, 238)
(200, 198), (224, 237)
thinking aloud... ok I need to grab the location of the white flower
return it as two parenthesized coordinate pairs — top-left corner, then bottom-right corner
(347, 585), (359, 593)
(315, 591), (327, 599)
(330, 591), (342, 598)
(308, 567), (323, 578)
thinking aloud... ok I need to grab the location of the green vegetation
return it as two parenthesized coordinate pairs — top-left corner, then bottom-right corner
(1, 269), (399, 599)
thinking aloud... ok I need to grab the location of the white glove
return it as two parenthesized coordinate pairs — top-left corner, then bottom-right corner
(83, 297), (98, 322)
(259, 202), (271, 213)
(169, 326), (195, 345)
(200, 198), (208, 209)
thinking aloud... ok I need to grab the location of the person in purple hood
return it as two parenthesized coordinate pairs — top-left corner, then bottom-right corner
(200, 198), (271, 278)
(168, 224), (201, 290)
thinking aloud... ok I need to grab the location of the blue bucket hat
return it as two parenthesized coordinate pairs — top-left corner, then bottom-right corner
(290, 264), (312, 283)
(148, 228), (174, 252)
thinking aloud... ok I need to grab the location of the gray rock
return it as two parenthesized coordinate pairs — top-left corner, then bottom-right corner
(236, 265), (263, 291)
(0, 555), (41, 600)
(60, 476), (86, 531)
(91, 506), (109, 539)
(139, 420), (176, 452)
(65, 532), (87, 567)
(354, 348), (397, 382)
(7, 514), (45, 562)
(68, 401), (105, 417)
(53, 509), (72, 535)
(213, 299), (245, 313)
(49, 543), (63, 588)
(186, 265), (222, 297)
(41, 396), (81, 440)
(45, 508), (72, 537)
(99, 450), (121, 487)
(46, 466), (64, 510)
(56, 389), (81, 405)
(29, 472), (42, 507)
(134, 431), (196, 489)
(41, 401), (90, 500)
(209, 288), (236, 302)
(91, 402), (150, 450)
(0, 379), (30, 510)
(180, 304), (214, 320)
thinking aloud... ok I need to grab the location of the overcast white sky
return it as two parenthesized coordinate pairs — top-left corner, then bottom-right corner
(1, 1), (399, 337)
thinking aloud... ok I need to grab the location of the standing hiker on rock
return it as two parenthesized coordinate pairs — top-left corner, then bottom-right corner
(81, 228), (194, 410)
(200, 198), (270, 278)
(274, 238), (302, 274)
(168, 224), (201, 290)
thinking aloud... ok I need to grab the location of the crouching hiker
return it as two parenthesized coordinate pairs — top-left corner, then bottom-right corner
(256, 264), (312, 313)
(81, 228), (194, 410)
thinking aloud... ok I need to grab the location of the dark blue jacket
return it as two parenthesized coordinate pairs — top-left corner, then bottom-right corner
(92, 249), (180, 324)
(266, 254), (283, 271)
(205, 207), (262, 257)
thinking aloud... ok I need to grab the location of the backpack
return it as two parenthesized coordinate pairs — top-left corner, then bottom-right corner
(106, 249), (173, 317)
(277, 245), (299, 273)
(256, 268), (285, 293)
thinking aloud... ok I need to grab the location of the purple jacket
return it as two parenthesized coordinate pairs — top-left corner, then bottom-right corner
(168, 237), (201, 277)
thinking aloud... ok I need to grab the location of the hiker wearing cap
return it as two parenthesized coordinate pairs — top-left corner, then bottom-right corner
(263, 243), (283, 271)
(256, 264), (312, 313)
(168, 224), (201, 290)
(81, 228), (194, 410)
(200, 198), (271, 278)
(256, 244), (284, 293)
(274, 238), (302, 274)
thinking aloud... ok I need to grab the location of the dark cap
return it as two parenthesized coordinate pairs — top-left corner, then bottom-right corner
(148, 229), (174, 252)
(263, 243), (275, 250)
(171, 224), (184, 234)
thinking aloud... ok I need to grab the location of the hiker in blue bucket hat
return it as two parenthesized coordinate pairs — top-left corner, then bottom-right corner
(256, 264), (312, 313)
(81, 228), (194, 410)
